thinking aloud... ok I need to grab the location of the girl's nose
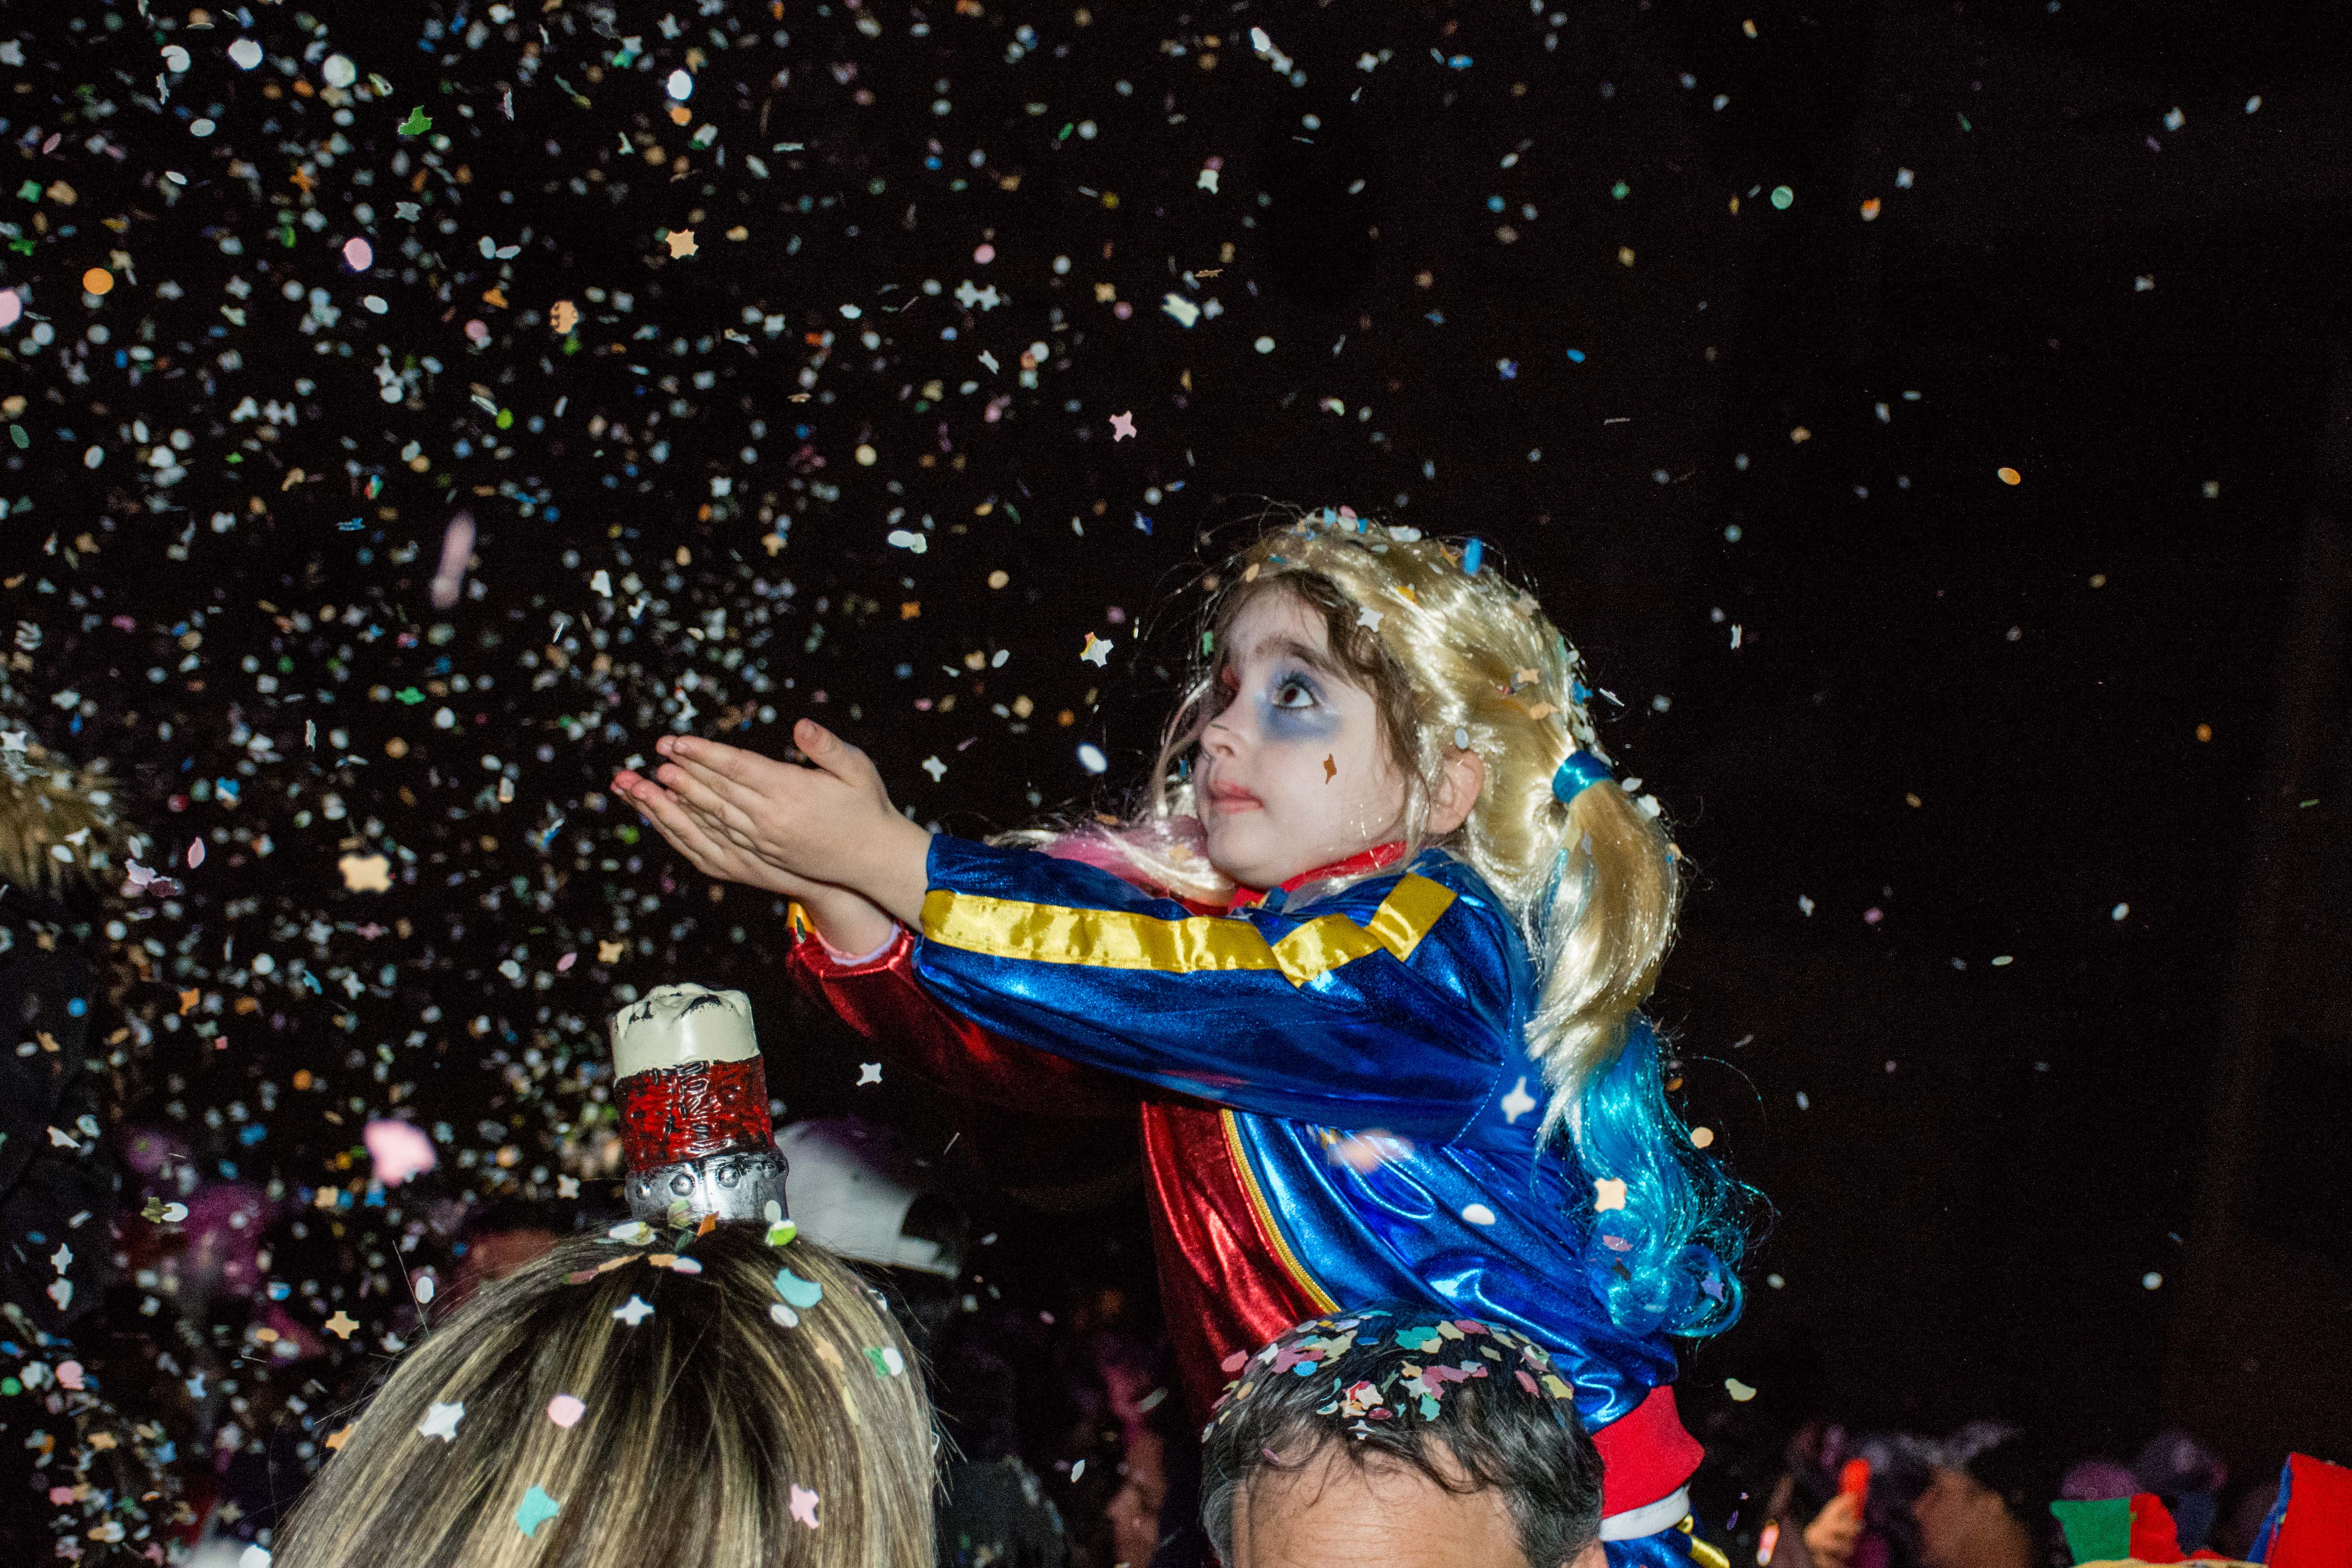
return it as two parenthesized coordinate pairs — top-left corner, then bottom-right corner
(1199, 709), (1243, 758)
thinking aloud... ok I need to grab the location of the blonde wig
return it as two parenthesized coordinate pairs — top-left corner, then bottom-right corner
(272, 1225), (936, 1568)
(1047, 507), (1744, 1335)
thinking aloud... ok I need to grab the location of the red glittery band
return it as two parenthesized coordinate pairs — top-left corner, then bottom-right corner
(616, 1056), (773, 1169)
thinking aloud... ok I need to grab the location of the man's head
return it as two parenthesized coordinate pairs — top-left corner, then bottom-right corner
(1200, 1305), (1606, 1568)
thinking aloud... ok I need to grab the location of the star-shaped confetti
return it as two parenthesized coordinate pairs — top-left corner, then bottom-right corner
(397, 107), (431, 136)
(1109, 410), (1137, 440)
(789, 1484), (821, 1529)
(1498, 1076), (1537, 1126)
(666, 228), (699, 258)
(599, 939), (626, 963)
(550, 299), (578, 333)
(338, 852), (391, 892)
(324, 1425), (354, 1451)
(1080, 631), (1113, 667)
(515, 1486), (563, 1538)
(612, 1294), (654, 1326)
(856, 1062), (881, 1085)
(323, 1310), (358, 1339)
(1593, 1178), (1628, 1212)
(919, 755), (948, 782)
(417, 1401), (465, 1442)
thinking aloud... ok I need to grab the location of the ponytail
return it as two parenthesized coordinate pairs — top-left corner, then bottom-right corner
(1532, 774), (1745, 1338)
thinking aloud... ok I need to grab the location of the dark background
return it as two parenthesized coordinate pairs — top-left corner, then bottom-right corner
(4, 0), (2349, 1547)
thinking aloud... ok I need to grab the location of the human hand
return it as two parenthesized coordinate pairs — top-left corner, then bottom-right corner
(612, 718), (931, 926)
(1803, 1490), (1862, 1568)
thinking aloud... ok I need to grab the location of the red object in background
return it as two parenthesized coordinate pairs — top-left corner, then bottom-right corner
(2127, 1494), (2185, 1564)
(2269, 1453), (2352, 1568)
(615, 1056), (773, 1168)
(1840, 1458), (1872, 1511)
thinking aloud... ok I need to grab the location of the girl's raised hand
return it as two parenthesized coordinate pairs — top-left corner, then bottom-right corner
(614, 768), (811, 900)
(613, 718), (932, 926)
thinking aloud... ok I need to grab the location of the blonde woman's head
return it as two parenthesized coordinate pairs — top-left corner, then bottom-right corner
(273, 1224), (935, 1568)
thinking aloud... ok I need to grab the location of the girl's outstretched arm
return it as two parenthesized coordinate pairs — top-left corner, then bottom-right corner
(910, 835), (1520, 1139)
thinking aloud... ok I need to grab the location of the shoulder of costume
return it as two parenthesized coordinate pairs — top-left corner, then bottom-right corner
(1285, 847), (1513, 941)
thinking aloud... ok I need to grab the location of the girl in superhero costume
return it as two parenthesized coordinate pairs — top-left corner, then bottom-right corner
(614, 512), (1749, 1564)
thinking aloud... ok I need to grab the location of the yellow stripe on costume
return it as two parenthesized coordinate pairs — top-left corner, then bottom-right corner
(1222, 1110), (1339, 1312)
(919, 873), (1457, 988)
(1680, 1516), (1730, 1568)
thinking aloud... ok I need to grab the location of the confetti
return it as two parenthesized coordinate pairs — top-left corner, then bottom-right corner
(789, 1485), (821, 1530)
(514, 1486), (563, 1539)
(773, 1268), (824, 1310)
(547, 1395), (586, 1428)
(417, 1401), (466, 1442)
(364, 1120), (437, 1186)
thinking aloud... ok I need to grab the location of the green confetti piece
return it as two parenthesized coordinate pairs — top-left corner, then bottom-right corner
(398, 107), (432, 136)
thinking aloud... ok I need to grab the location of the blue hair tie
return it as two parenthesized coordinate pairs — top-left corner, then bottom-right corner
(1551, 749), (1613, 803)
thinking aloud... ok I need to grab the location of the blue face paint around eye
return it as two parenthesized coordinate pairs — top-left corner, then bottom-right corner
(1258, 668), (1341, 742)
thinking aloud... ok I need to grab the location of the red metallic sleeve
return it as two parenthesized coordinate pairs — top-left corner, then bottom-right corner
(785, 916), (1133, 1118)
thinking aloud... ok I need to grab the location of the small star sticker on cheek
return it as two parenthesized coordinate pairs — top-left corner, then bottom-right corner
(1109, 410), (1137, 440)
(323, 1310), (358, 1340)
(789, 1484), (821, 1530)
(1323, 754), (1337, 783)
(857, 1062), (882, 1085)
(1594, 1178), (1629, 1212)
(666, 228), (698, 258)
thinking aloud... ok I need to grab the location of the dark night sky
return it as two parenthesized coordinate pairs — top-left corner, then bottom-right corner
(3, 0), (2348, 1546)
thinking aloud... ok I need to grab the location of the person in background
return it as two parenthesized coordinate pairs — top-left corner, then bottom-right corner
(0, 736), (131, 1337)
(2131, 1431), (2227, 1556)
(0, 736), (141, 1564)
(1768, 1428), (1937, 1568)
(1909, 1423), (2058, 1568)
(270, 1223), (937, 1568)
(930, 1310), (1070, 1568)
(1198, 1304), (1614, 1568)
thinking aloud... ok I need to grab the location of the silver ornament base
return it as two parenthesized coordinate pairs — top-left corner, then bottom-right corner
(625, 1146), (789, 1225)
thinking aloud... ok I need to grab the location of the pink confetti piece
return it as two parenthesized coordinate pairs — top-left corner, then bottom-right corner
(430, 511), (476, 608)
(186, 838), (205, 869)
(364, 1119), (438, 1186)
(546, 1394), (586, 1428)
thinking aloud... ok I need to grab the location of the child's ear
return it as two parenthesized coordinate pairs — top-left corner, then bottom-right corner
(1427, 746), (1486, 836)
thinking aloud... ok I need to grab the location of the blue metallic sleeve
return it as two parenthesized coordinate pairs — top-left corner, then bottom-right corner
(909, 835), (1517, 1138)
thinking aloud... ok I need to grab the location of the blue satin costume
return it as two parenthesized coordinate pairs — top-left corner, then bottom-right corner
(793, 831), (1723, 1560)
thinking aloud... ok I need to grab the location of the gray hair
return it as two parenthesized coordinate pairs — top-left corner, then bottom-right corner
(1199, 1304), (1605, 1567)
